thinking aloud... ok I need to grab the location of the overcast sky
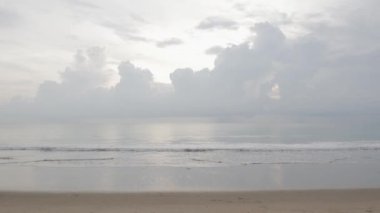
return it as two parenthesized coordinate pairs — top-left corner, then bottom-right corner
(1, 0), (379, 118)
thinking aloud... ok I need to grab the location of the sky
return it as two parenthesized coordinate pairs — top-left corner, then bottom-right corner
(1, 0), (380, 118)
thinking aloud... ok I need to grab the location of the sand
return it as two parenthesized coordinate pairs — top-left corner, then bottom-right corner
(1, 189), (379, 213)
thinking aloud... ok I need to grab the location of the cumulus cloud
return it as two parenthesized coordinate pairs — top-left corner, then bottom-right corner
(156, 38), (183, 48)
(2, 2), (380, 118)
(197, 16), (238, 30)
(113, 61), (154, 100)
(29, 47), (114, 116)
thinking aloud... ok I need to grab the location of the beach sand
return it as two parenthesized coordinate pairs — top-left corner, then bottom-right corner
(1, 189), (379, 213)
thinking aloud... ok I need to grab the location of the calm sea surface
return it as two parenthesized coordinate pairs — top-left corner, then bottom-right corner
(1, 116), (380, 191)
(1, 116), (380, 168)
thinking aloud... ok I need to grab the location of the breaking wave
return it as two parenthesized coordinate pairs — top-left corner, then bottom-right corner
(1, 141), (380, 153)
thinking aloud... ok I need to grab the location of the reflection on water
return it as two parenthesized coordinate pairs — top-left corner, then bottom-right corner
(1, 116), (380, 191)
(0, 116), (380, 167)
(2, 116), (380, 145)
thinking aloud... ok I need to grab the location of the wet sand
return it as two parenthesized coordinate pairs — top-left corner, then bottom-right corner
(1, 189), (379, 213)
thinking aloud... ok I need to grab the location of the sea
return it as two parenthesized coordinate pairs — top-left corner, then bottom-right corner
(1, 115), (380, 191)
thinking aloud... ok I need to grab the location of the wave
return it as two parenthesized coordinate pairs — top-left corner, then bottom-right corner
(1, 141), (380, 153)
(0, 157), (115, 165)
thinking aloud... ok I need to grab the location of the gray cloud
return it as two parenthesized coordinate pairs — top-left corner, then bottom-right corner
(101, 21), (151, 42)
(125, 34), (152, 42)
(307, 0), (380, 52)
(156, 38), (183, 48)
(197, 16), (238, 30)
(205, 46), (224, 55)
(0, 7), (21, 28)
(128, 13), (148, 24)
(63, 0), (99, 9)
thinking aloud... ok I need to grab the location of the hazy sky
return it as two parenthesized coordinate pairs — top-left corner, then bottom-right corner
(1, 0), (379, 118)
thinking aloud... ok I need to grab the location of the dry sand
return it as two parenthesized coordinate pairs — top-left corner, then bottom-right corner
(1, 189), (379, 213)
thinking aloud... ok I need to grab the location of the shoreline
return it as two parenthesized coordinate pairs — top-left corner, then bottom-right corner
(1, 188), (379, 213)
(1, 187), (380, 194)
(1, 164), (380, 192)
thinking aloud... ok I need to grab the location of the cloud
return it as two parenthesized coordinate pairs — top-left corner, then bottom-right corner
(2, 1), (380, 118)
(101, 21), (151, 42)
(304, 0), (380, 53)
(156, 38), (183, 48)
(114, 61), (154, 99)
(0, 7), (21, 28)
(205, 46), (224, 55)
(197, 16), (238, 30)
(128, 13), (148, 24)
(63, 0), (99, 9)
(34, 47), (113, 106)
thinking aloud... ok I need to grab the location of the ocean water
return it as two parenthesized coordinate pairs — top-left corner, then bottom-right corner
(1, 116), (380, 168)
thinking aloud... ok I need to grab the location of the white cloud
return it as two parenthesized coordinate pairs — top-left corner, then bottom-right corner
(1, 0), (380, 118)
(33, 47), (114, 107)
